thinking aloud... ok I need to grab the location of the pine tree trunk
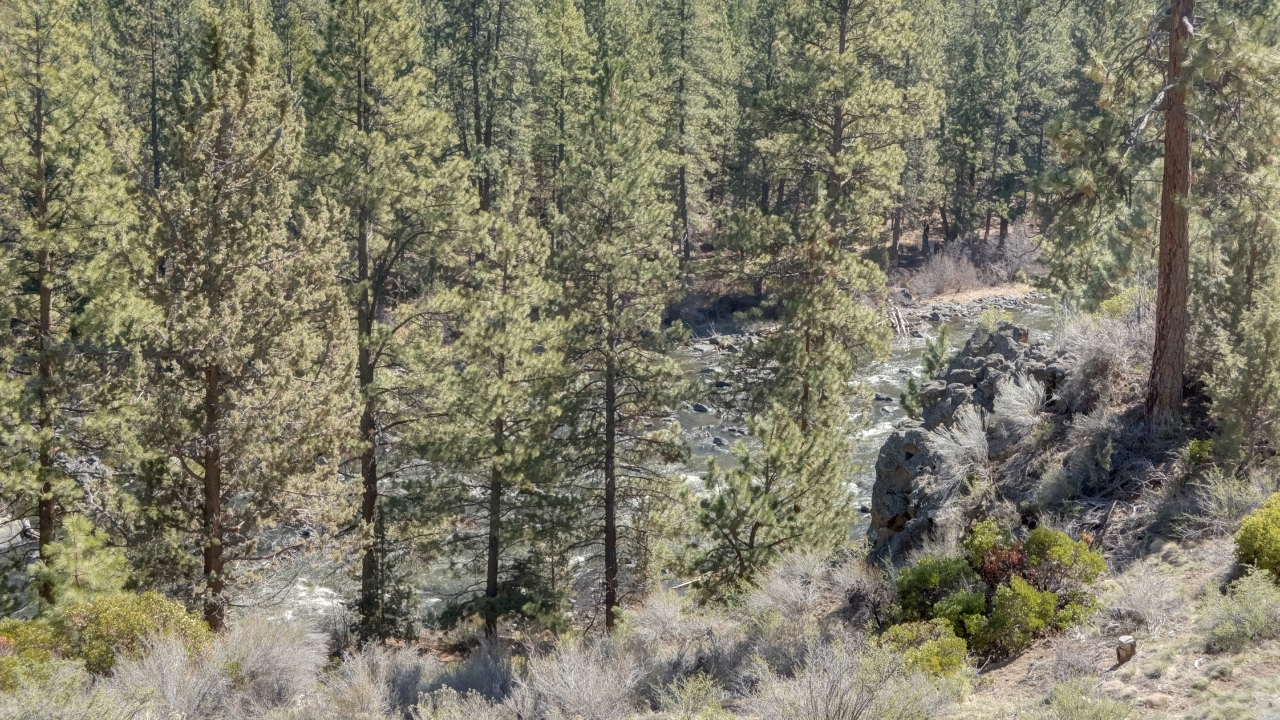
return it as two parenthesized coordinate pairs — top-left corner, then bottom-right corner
(890, 208), (902, 269)
(678, 163), (689, 263)
(485, 406), (504, 636)
(1147, 0), (1195, 424)
(603, 353), (618, 632)
(37, 248), (55, 603)
(356, 206), (381, 624)
(34, 81), (56, 602)
(998, 216), (1008, 249)
(922, 222), (931, 257)
(203, 363), (225, 631)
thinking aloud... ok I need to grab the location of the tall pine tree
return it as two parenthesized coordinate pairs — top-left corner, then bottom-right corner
(131, 1), (355, 629)
(0, 0), (138, 604)
(304, 0), (469, 640)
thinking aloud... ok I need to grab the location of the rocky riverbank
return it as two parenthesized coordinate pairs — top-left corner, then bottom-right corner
(869, 321), (1075, 561)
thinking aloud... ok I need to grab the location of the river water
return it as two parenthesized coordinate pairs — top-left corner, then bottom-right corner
(673, 297), (1062, 514)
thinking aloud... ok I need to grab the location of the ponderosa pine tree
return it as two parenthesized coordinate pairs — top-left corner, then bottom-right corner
(428, 0), (537, 211)
(0, 0), (138, 604)
(654, 0), (737, 263)
(423, 206), (570, 636)
(102, 0), (193, 192)
(304, 0), (469, 641)
(529, 0), (595, 237)
(557, 60), (686, 631)
(131, 2), (355, 630)
(767, 0), (932, 236)
(682, 203), (889, 591)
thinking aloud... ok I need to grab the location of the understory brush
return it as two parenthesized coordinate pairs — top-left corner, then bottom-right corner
(1200, 569), (1280, 653)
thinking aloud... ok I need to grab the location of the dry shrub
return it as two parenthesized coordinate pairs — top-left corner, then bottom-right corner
(625, 591), (743, 689)
(1033, 679), (1134, 720)
(1054, 312), (1151, 415)
(108, 617), (330, 719)
(994, 374), (1046, 435)
(1174, 468), (1276, 539)
(416, 688), (512, 720)
(108, 635), (228, 719)
(217, 617), (325, 714)
(518, 637), (644, 720)
(746, 551), (833, 621)
(428, 640), (513, 701)
(985, 222), (1041, 282)
(1104, 560), (1184, 634)
(748, 632), (947, 720)
(931, 406), (990, 488)
(1048, 638), (1096, 682)
(908, 253), (982, 298)
(1200, 569), (1280, 653)
(0, 661), (146, 720)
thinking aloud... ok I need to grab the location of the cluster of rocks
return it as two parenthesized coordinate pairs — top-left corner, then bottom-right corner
(868, 322), (1073, 561)
(889, 289), (1047, 337)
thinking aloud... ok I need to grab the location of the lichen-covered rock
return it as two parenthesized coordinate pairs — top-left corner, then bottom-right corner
(869, 423), (965, 561)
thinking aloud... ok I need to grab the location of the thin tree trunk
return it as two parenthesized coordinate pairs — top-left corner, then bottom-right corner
(33, 78), (56, 602)
(890, 207), (902, 269)
(922, 222), (931, 257)
(37, 249), (55, 604)
(603, 354), (618, 631)
(485, 356), (505, 636)
(1147, 0), (1195, 423)
(203, 363), (225, 631)
(939, 206), (952, 247)
(998, 216), (1008, 249)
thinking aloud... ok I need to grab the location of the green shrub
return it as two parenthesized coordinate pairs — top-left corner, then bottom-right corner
(895, 556), (980, 622)
(1186, 439), (1214, 466)
(980, 306), (1014, 332)
(963, 519), (1006, 567)
(62, 591), (210, 673)
(1023, 527), (1105, 604)
(1201, 569), (1280, 653)
(0, 591), (210, 684)
(883, 618), (968, 676)
(971, 577), (1058, 657)
(932, 589), (986, 638)
(1236, 492), (1280, 576)
(0, 618), (69, 692)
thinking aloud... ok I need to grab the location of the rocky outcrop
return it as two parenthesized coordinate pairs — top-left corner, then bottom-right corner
(869, 322), (1062, 561)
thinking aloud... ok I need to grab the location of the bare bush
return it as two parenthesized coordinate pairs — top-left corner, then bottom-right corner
(985, 222), (1041, 283)
(217, 617), (325, 714)
(907, 253), (982, 298)
(1054, 313), (1151, 415)
(748, 632), (947, 720)
(108, 635), (228, 719)
(1105, 560), (1184, 634)
(518, 637), (644, 720)
(1175, 468), (1276, 539)
(931, 405), (989, 487)
(994, 374), (1045, 435)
